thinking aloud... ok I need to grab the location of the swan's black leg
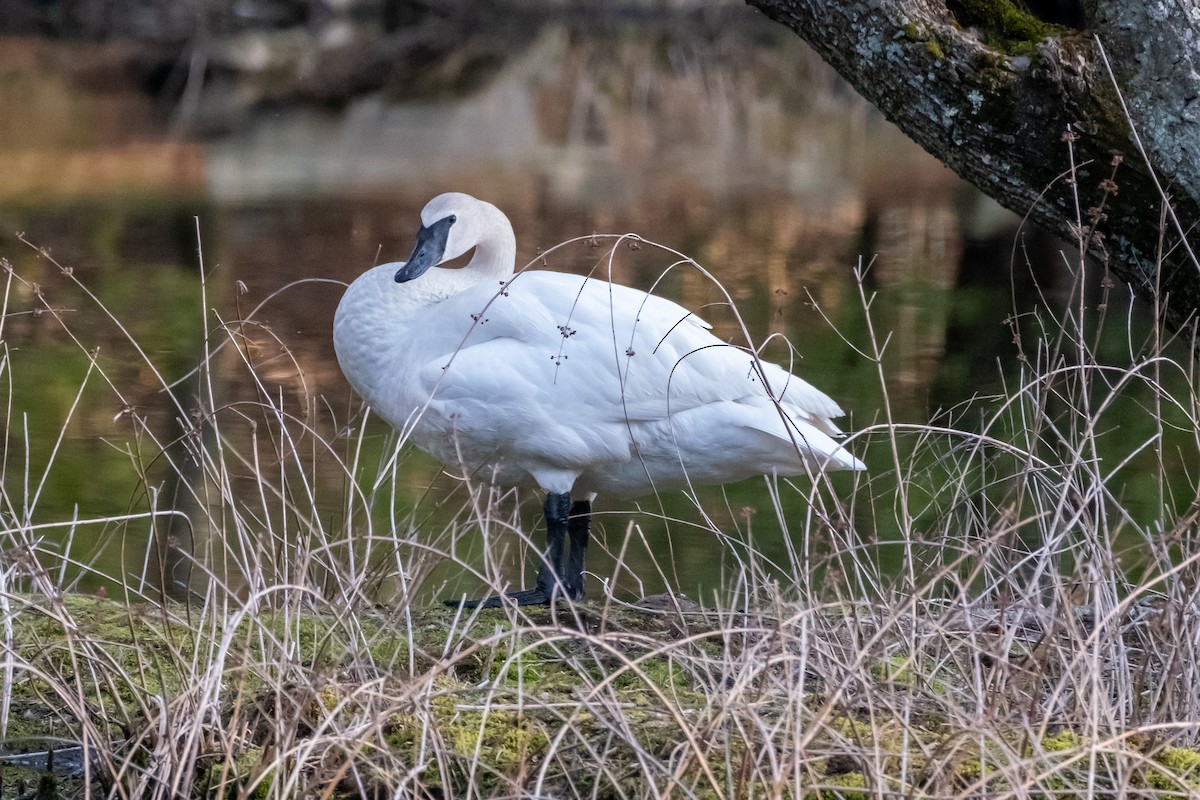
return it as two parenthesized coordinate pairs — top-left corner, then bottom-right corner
(564, 500), (591, 600)
(447, 492), (572, 608)
(532, 492), (571, 598)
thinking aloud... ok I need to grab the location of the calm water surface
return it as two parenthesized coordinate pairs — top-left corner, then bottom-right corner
(0, 21), (1176, 603)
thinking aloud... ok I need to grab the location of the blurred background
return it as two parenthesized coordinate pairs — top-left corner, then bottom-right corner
(1, 0), (1152, 602)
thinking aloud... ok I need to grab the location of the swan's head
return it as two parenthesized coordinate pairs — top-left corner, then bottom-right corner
(395, 192), (509, 283)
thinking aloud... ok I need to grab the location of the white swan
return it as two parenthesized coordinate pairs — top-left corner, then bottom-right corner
(334, 192), (864, 607)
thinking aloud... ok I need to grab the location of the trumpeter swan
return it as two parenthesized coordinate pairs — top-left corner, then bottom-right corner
(334, 192), (864, 607)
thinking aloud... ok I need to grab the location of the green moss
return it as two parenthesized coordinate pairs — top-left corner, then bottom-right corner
(1156, 746), (1200, 773)
(820, 770), (869, 799)
(12, 595), (194, 717)
(871, 654), (949, 695)
(193, 744), (272, 799)
(828, 715), (877, 742)
(951, 752), (1014, 793)
(900, 20), (948, 63)
(611, 654), (691, 697)
(1146, 746), (1200, 791)
(947, 0), (1059, 56)
(1041, 729), (1082, 752)
(955, 756), (983, 780)
(380, 684), (549, 793)
(871, 655), (911, 684)
(456, 711), (546, 767)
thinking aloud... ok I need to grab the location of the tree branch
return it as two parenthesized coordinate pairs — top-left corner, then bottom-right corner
(747, 0), (1200, 335)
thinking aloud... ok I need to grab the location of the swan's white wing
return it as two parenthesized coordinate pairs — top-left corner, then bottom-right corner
(407, 272), (733, 419)
(552, 276), (849, 430)
(404, 271), (852, 448)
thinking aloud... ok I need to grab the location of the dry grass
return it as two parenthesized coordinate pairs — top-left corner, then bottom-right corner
(2, 153), (1200, 799)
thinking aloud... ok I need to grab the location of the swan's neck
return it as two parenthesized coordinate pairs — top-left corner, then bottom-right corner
(463, 207), (517, 282)
(333, 216), (516, 405)
(420, 222), (515, 304)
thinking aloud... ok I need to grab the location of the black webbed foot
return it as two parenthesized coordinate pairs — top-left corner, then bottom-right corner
(444, 587), (554, 608)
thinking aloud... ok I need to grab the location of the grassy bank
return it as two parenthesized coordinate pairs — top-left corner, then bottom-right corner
(3, 181), (1200, 798)
(3, 591), (1200, 798)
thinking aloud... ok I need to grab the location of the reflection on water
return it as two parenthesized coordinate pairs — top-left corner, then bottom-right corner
(0, 17), (1171, 602)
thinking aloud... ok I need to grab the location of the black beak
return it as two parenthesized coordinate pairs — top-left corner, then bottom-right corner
(395, 214), (456, 283)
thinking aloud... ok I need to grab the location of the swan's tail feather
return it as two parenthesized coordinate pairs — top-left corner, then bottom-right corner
(745, 406), (866, 472)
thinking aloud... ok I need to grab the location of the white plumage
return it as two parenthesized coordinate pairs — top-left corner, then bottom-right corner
(334, 192), (863, 606)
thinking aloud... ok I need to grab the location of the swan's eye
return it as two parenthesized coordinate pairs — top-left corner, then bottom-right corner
(448, 214), (457, 224)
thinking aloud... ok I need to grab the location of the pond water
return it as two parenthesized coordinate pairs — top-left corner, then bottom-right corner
(0, 15), (1182, 604)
